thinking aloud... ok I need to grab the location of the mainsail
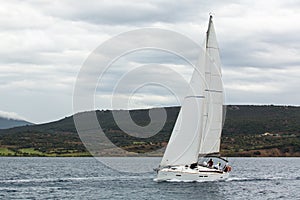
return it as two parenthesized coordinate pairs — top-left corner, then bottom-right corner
(160, 15), (222, 167)
(199, 15), (223, 155)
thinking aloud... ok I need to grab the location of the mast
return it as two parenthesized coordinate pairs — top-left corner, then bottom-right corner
(206, 15), (213, 48)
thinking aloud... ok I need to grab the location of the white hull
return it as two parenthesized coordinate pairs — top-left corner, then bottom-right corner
(154, 166), (229, 182)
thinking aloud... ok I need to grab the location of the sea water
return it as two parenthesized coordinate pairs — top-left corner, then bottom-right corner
(0, 157), (299, 199)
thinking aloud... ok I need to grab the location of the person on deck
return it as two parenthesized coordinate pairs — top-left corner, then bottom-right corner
(207, 159), (213, 168)
(223, 163), (232, 172)
(214, 162), (221, 170)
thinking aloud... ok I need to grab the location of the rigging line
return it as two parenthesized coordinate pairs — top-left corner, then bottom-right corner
(206, 47), (219, 50)
(185, 95), (205, 99)
(205, 89), (222, 93)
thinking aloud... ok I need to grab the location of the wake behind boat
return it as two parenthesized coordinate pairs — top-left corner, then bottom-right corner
(155, 15), (232, 182)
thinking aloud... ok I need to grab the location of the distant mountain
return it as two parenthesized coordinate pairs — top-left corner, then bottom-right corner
(0, 117), (33, 129)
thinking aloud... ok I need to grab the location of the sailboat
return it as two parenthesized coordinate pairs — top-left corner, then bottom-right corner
(154, 15), (231, 182)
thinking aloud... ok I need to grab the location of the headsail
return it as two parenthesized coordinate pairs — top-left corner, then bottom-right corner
(160, 53), (206, 167)
(199, 15), (223, 156)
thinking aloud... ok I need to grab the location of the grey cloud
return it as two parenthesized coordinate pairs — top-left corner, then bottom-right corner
(223, 66), (300, 106)
(40, 1), (197, 25)
(35, 0), (238, 25)
(220, 36), (300, 69)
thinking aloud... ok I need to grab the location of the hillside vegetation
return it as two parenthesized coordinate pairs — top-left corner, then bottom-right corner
(0, 105), (299, 157)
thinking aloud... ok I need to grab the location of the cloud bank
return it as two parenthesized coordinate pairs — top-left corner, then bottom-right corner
(0, 0), (299, 123)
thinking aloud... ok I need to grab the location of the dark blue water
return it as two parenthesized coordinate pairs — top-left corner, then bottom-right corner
(0, 157), (299, 199)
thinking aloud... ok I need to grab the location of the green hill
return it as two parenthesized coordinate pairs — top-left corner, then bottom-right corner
(0, 105), (299, 157)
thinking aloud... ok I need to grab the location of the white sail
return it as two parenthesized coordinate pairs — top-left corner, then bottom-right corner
(160, 56), (206, 167)
(160, 15), (223, 167)
(199, 16), (223, 155)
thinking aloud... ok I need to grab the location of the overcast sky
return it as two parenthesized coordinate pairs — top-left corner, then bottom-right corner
(1, 0), (300, 123)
